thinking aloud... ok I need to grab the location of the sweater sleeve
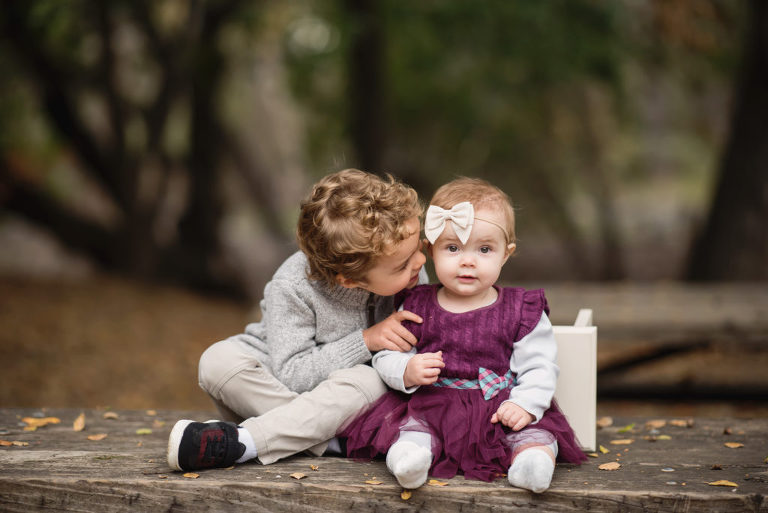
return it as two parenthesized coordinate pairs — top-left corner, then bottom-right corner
(504, 311), (559, 422)
(264, 279), (372, 393)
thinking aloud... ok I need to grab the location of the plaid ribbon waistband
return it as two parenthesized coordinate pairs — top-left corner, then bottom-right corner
(432, 368), (516, 400)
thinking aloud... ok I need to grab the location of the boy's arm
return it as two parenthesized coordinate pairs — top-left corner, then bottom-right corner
(372, 349), (420, 393)
(264, 280), (372, 393)
(504, 312), (559, 422)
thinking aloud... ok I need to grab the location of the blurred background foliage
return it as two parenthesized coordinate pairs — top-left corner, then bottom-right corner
(0, 0), (764, 301)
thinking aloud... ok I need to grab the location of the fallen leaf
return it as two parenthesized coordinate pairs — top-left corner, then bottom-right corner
(158, 475), (169, 479)
(365, 479), (383, 485)
(11, 441), (29, 447)
(707, 480), (738, 487)
(724, 442), (744, 449)
(0, 440), (12, 446)
(290, 473), (307, 480)
(599, 462), (621, 471)
(723, 427), (732, 435)
(146, 410), (157, 416)
(596, 416), (613, 428)
(224, 466), (235, 470)
(135, 428), (152, 435)
(152, 419), (166, 428)
(587, 453), (599, 458)
(401, 490), (412, 500)
(310, 465), (319, 471)
(670, 419), (693, 428)
(183, 472), (199, 479)
(102, 412), (119, 420)
(764, 456), (768, 464)
(657, 435), (671, 440)
(428, 479), (448, 486)
(22, 417), (60, 429)
(87, 433), (108, 441)
(610, 439), (634, 445)
(645, 419), (667, 429)
(711, 464), (723, 470)
(617, 423), (635, 433)
(599, 445), (610, 454)
(73, 412), (86, 432)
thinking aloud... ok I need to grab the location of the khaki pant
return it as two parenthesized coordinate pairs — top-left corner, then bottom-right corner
(198, 338), (386, 464)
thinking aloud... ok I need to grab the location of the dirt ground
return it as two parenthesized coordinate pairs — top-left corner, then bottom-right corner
(0, 274), (252, 411)
(2, 274), (767, 418)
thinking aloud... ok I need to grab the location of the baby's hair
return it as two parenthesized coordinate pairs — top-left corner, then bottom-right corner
(429, 177), (515, 243)
(297, 169), (422, 288)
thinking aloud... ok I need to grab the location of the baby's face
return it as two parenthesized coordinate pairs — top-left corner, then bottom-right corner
(430, 208), (510, 301)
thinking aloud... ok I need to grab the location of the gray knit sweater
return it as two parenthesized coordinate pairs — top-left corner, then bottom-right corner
(233, 251), (428, 394)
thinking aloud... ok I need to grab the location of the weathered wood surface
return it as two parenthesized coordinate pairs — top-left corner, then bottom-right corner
(1, 409), (766, 512)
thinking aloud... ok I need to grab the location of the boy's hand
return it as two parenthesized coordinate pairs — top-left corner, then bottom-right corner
(490, 402), (534, 431)
(363, 310), (423, 352)
(404, 351), (444, 388)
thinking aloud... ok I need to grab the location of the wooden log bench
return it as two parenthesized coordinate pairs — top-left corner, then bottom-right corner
(1, 408), (766, 512)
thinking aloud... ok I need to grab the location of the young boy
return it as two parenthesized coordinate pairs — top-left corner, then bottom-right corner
(167, 169), (428, 471)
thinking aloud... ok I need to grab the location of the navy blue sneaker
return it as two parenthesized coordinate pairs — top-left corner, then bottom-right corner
(167, 420), (245, 471)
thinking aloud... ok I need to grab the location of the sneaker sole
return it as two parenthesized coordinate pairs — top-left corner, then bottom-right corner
(167, 419), (194, 471)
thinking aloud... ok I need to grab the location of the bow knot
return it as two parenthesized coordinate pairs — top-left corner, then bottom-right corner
(424, 202), (474, 244)
(478, 367), (514, 400)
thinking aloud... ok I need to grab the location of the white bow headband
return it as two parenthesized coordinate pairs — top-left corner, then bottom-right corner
(424, 201), (511, 245)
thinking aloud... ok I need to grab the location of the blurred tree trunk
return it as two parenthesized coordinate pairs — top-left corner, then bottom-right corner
(345, 0), (386, 173)
(687, 0), (768, 280)
(0, 1), (255, 297)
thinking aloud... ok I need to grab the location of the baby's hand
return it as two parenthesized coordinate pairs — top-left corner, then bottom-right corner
(403, 351), (444, 388)
(491, 402), (534, 431)
(363, 310), (423, 352)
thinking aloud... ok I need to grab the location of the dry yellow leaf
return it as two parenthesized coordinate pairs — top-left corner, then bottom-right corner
(428, 479), (448, 486)
(670, 419), (692, 427)
(12, 441), (29, 447)
(87, 433), (108, 441)
(290, 472), (307, 480)
(158, 475), (169, 479)
(645, 419), (666, 429)
(73, 412), (86, 432)
(22, 417), (60, 429)
(183, 472), (199, 479)
(708, 480), (738, 487)
(102, 412), (119, 420)
(135, 428), (152, 435)
(146, 410), (157, 416)
(610, 439), (634, 445)
(310, 465), (319, 471)
(657, 435), (671, 440)
(587, 453), (599, 458)
(724, 442), (744, 449)
(152, 419), (166, 428)
(596, 416), (613, 428)
(401, 490), (412, 500)
(365, 479), (383, 485)
(599, 445), (610, 454)
(0, 440), (12, 446)
(598, 462), (621, 471)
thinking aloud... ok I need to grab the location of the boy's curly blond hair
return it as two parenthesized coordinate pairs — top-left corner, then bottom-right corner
(297, 169), (422, 288)
(430, 177), (516, 244)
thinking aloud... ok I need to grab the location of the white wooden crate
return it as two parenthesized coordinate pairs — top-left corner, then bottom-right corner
(553, 308), (597, 452)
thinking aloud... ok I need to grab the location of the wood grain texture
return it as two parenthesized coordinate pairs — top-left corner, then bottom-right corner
(1, 409), (766, 512)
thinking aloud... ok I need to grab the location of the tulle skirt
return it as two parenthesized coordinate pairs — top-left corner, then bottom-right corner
(342, 386), (587, 482)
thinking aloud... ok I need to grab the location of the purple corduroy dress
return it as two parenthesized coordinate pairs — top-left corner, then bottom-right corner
(342, 284), (586, 482)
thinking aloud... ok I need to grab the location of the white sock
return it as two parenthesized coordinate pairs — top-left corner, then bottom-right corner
(235, 427), (258, 463)
(325, 437), (342, 455)
(507, 445), (556, 493)
(386, 435), (432, 489)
